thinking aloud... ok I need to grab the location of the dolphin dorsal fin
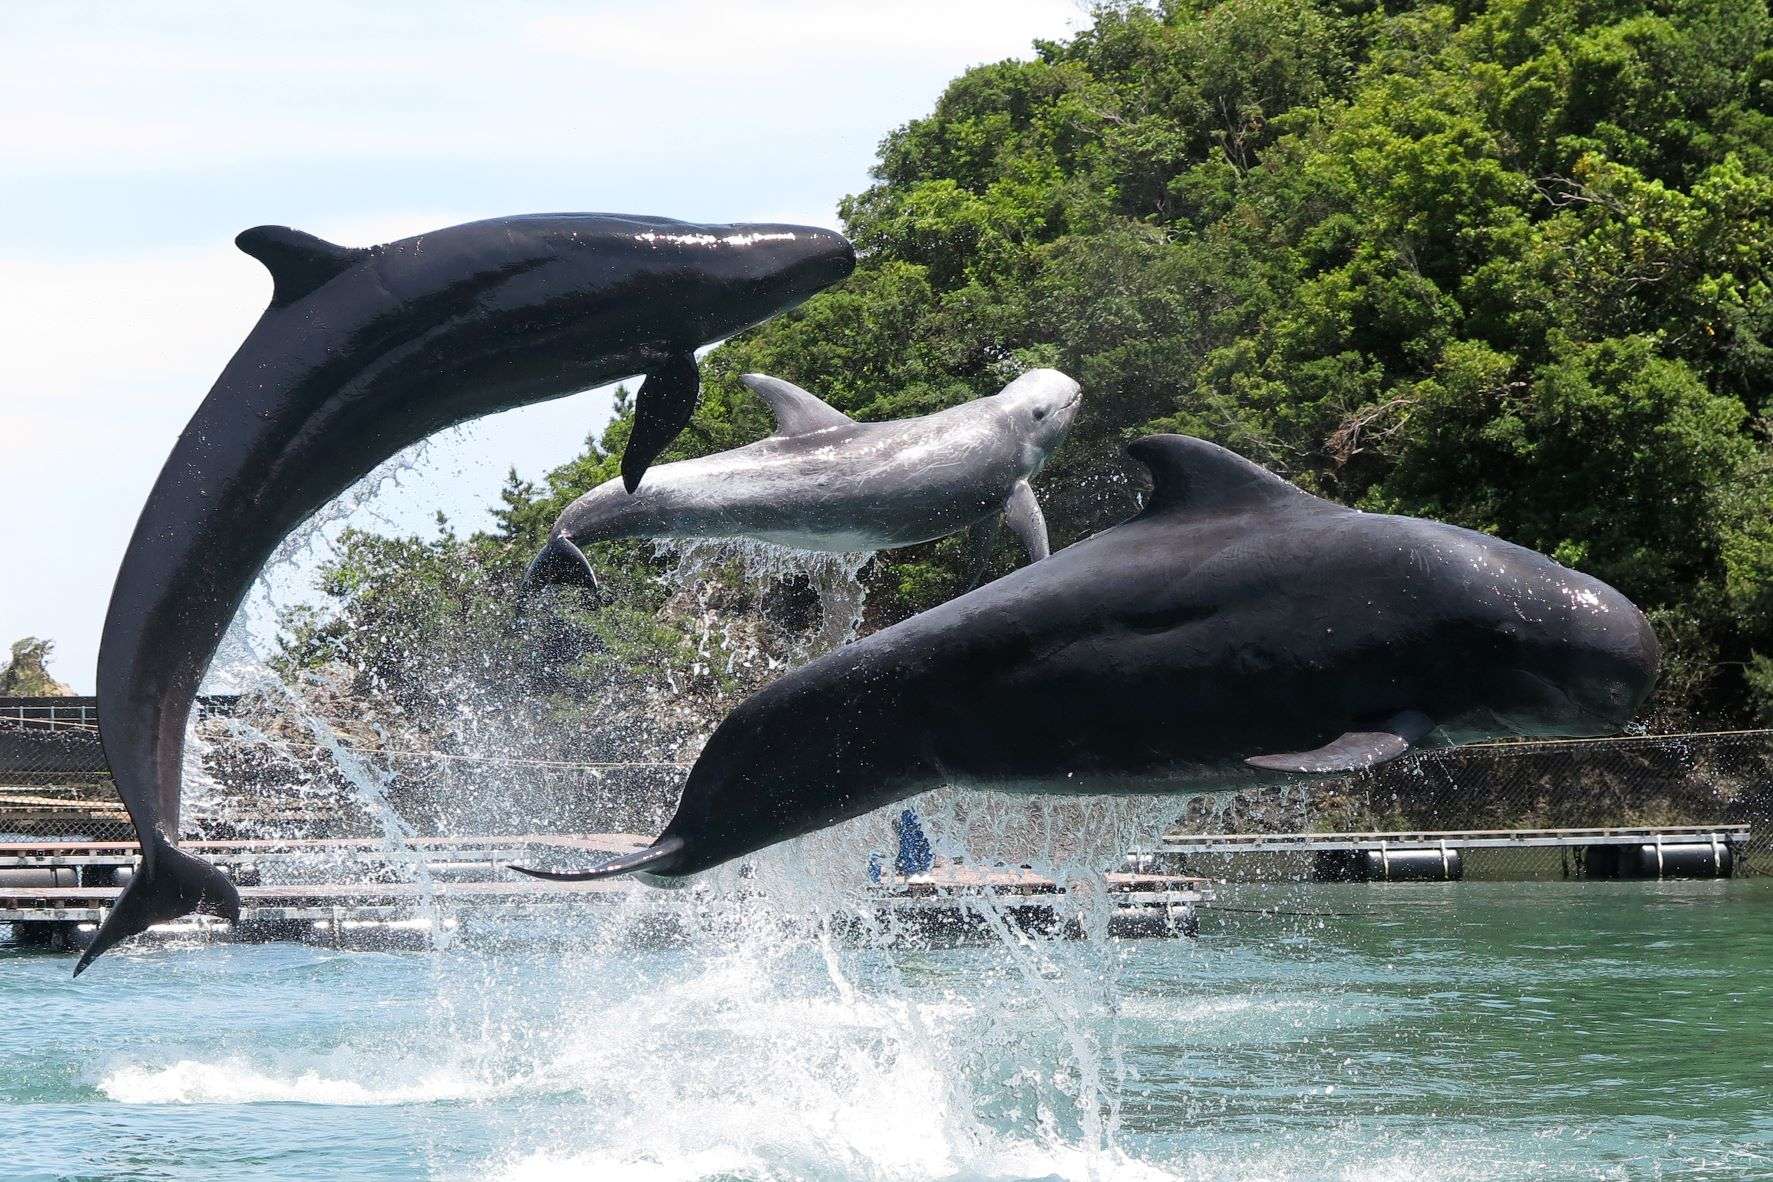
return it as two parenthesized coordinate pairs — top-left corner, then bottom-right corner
(1126, 435), (1318, 517)
(236, 225), (368, 308)
(739, 373), (854, 436)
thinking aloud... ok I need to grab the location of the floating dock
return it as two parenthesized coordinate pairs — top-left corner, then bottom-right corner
(0, 836), (1213, 951)
(1148, 824), (1750, 881)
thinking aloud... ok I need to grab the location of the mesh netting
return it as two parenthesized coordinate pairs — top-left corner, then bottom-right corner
(1167, 730), (1771, 878)
(2, 697), (1766, 877)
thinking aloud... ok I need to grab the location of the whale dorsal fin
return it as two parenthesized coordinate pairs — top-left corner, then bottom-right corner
(739, 373), (854, 436)
(236, 226), (368, 308)
(1126, 435), (1318, 517)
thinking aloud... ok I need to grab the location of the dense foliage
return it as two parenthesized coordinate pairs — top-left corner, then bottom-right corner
(286, 0), (1773, 728)
(0, 638), (73, 697)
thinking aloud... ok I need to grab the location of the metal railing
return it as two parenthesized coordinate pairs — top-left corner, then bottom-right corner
(0, 698), (99, 732)
(0, 696), (240, 733)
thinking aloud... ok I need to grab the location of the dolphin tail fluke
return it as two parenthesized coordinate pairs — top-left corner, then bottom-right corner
(510, 835), (686, 882)
(518, 534), (601, 616)
(73, 837), (240, 977)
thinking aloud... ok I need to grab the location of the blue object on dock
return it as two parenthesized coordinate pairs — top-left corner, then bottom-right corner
(894, 810), (933, 876)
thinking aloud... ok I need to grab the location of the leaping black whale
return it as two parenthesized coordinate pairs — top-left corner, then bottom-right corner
(516, 435), (1660, 885)
(78, 212), (854, 974)
(521, 368), (1081, 602)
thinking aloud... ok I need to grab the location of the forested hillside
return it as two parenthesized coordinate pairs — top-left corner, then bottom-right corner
(285, 0), (1773, 729)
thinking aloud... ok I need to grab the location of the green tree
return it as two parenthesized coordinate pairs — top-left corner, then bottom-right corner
(0, 638), (73, 697)
(288, 0), (1773, 728)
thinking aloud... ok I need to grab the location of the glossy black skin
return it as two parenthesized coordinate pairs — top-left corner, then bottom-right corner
(621, 435), (1660, 880)
(79, 213), (853, 973)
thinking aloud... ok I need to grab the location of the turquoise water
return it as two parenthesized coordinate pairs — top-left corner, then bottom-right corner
(3, 880), (1768, 1181)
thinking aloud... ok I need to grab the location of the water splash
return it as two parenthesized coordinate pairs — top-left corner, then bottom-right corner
(655, 537), (875, 655)
(173, 443), (1204, 1178)
(179, 435), (467, 912)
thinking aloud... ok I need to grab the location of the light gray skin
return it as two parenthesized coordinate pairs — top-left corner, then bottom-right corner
(522, 368), (1081, 597)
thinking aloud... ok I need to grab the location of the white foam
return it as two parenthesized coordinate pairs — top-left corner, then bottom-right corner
(483, 1139), (1184, 1182)
(485, 1147), (772, 1182)
(99, 1056), (509, 1106)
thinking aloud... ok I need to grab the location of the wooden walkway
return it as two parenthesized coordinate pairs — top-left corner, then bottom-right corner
(0, 836), (1212, 950)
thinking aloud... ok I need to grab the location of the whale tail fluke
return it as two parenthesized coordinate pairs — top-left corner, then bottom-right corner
(516, 534), (601, 619)
(74, 836), (240, 977)
(511, 835), (685, 883)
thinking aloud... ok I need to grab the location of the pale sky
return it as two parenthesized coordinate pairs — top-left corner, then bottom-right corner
(0, 0), (1086, 692)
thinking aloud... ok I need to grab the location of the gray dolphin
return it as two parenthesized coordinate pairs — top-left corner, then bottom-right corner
(522, 368), (1082, 598)
(515, 434), (1660, 884)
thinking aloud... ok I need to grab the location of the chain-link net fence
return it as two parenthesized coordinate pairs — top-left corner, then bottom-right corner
(0, 699), (123, 840)
(0, 696), (688, 844)
(1167, 729), (1771, 879)
(3, 697), (1766, 878)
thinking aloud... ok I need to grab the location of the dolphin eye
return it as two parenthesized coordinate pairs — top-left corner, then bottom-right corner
(1034, 407), (1047, 420)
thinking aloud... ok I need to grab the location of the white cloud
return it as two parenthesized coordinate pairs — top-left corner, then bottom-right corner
(2, 0), (1084, 175)
(527, 0), (1079, 65)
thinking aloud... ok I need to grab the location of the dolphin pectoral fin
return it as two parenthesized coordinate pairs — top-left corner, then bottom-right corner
(74, 835), (240, 977)
(1245, 710), (1434, 774)
(518, 535), (601, 613)
(1004, 480), (1049, 563)
(622, 353), (701, 493)
(1245, 734), (1410, 774)
(510, 835), (686, 882)
(963, 514), (1002, 589)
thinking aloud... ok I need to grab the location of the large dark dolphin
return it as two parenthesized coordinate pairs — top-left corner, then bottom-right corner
(516, 435), (1660, 884)
(522, 368), (1081, 600)
(78, 212), (854, 974)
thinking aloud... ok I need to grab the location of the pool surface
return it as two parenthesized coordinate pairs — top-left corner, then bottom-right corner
(3, 879), (1767, 1180)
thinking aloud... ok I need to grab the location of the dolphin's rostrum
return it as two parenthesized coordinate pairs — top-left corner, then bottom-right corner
(80, 212), (855, 974)
(521, 368), (1082, 603)
(515, 435), (1660, 884)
